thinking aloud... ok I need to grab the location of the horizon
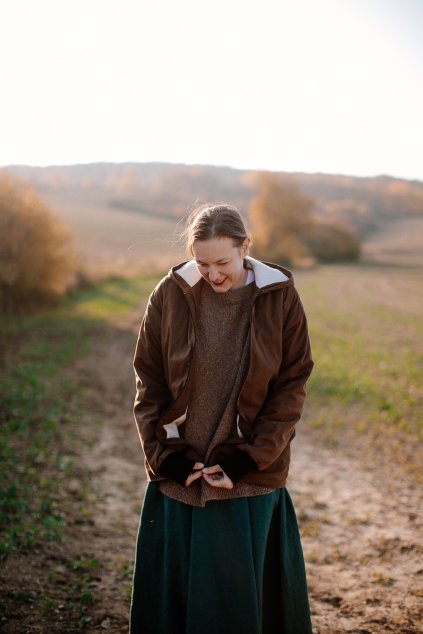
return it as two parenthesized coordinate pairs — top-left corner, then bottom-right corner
(3, 159), (422, 184)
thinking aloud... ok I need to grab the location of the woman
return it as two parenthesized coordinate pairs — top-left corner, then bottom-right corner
(130, 203), (314, 633)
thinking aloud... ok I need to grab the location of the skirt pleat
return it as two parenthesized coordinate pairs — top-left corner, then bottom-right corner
(130, 484), (312, 634)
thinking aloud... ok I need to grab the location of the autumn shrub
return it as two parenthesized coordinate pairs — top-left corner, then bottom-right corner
(0, 174), (77, 313)
(305, 221), (361, 262)
(249, 172), (361, 266)
(250, 173), (316, 266)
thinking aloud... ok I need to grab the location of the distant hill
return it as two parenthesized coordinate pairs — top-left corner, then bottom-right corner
(2, 162), (423, 270)
(4, 162), (423, 235)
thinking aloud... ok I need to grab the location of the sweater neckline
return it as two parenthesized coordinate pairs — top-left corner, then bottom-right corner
(201, 279), (256, 306)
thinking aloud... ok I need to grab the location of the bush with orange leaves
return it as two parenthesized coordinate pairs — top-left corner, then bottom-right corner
(249, 172), (360, 267)
(0, 174), (77, 313)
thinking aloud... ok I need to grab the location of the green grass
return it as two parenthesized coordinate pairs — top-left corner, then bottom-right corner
(0, 326), (88, 561)
(0, 273), (162, 563)
(1, 263), (422, 627)
(1, 264), (422, 597)
(298, 266), (423, 438)
(65, 273), (162, 320)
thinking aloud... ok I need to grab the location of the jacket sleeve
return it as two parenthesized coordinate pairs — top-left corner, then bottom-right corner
(222, 285), (313, 477)
(133, 281), (195, 480)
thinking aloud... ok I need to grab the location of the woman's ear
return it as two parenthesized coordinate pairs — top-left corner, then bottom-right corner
(242, 237), (251, 256)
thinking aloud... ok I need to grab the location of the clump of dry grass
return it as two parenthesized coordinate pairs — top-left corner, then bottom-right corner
(0, 174), (77, 313)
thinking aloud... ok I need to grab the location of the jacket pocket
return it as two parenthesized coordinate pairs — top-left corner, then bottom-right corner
(236, 412), (254, 442)
(236, 413), (244, 439)
(162, 407), (188, 439)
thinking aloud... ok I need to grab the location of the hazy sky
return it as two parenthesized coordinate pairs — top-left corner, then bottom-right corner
(1, 0), (422, 179)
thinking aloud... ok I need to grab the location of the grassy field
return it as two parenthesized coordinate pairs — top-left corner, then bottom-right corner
(298, 265), (423, 438)
(0, 274), (160, 552)
(1, 263), (421, 560)
(42, 190), (186, 275)
(0, 275), (160, 626)
(1, 256), (422, 629)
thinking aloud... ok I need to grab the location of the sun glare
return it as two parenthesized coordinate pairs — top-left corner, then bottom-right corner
(0, 0), (422, 179)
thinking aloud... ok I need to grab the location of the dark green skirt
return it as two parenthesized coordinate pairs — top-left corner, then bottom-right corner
(130, 484), (312, 634)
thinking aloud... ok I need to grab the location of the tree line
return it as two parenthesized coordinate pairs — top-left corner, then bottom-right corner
(0, 165), (408, 313)
(7, 163), (422, 239)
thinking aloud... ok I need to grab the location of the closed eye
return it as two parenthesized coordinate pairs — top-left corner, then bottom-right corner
(196, 260), (230, 267)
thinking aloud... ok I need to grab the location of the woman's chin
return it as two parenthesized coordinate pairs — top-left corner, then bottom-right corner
(210, 280), (230, 292)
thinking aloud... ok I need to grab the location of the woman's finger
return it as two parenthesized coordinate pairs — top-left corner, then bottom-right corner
(185, 469), (204, 487)
(202, 470), (234, 489)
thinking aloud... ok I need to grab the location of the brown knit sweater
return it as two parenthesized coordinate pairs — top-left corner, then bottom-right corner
(157, 280), (275, 507)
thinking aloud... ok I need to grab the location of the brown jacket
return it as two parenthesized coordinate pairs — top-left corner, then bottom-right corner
(133, 256), (314, 490)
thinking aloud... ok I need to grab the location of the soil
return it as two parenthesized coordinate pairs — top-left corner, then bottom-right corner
(2, 300), (422, 633)
(290, 428), (423, 633)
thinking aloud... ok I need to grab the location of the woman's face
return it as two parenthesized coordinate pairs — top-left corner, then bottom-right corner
(193, 236), (249, 293)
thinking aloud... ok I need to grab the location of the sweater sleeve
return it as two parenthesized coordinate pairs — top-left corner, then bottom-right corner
(157, 452), (196, 486)
(219, 449), (259, 483)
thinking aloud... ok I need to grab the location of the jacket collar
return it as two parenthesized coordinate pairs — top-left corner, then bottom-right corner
(172, 256), (291, 290)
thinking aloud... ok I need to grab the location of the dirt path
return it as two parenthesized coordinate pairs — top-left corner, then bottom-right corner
(290, 431), (423, 633)
(70, 313), (147, 632)
(72, 306), (423, 634)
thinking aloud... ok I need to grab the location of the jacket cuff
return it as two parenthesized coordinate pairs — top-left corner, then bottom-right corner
(157, 452), (196, 486)
(220, 449), (259, 484)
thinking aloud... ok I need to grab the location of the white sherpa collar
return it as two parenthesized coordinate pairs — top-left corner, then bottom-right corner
(175, 256), (289, 289)
(175, 260), (202, 287)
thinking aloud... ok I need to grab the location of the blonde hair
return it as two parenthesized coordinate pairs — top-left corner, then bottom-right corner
(182, 203), (249, 256)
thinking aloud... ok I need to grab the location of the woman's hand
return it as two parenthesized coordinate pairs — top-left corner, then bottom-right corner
(185, 462), (205, 487)
(202, 465), (234, 489)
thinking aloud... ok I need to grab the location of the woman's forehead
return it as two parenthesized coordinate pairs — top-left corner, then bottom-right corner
(192, 237), (237, 261)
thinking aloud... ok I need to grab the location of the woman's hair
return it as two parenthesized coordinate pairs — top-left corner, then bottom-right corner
(182, 203), (250, 255)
